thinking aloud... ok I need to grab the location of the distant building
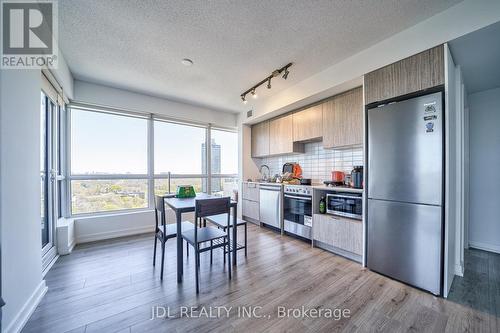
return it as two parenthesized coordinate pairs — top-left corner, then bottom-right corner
(201, 139), (221, 192)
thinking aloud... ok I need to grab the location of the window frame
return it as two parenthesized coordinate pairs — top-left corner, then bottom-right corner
(66, 105), (238, 217)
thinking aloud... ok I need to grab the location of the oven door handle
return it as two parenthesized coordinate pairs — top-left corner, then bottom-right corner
(329, 194), (362, 200)
(284, 194), (312, 201)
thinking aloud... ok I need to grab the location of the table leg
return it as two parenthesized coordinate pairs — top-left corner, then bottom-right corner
(232, 204), (237, 266)
(176, 210), (183, 282)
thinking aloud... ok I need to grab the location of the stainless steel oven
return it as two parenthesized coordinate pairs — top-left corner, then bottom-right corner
(283, 185), (312, 239)
(326, 192), (362, 220)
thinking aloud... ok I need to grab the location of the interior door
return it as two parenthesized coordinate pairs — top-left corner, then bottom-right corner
(41, 92), (60, 269)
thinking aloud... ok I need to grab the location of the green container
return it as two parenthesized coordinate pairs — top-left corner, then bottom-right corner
(176, 185), (196, 198)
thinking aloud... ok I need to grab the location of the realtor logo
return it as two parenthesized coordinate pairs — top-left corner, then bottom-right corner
(1, 0), (58, 69)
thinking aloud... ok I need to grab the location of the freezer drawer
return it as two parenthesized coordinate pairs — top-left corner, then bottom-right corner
(367, 91), (443, 205)
(367, 199), (443, 295)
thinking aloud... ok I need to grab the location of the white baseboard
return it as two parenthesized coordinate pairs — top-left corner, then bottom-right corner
(4, 280), (47, 333)
(42, 255), (59, 277)
(68, 238), (76, 252)
(76, 225), (153, 244)
(469, 240), (500, 254)
(454, 263), (464, 277)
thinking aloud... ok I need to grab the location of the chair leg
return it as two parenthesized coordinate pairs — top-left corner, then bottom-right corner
(223, 227), (227, 263)
(186, 240), (189, 257)
(210, 240), (213, 265)
(245, 223), (248, 257)
(153, 234), (157, 266)
(195, 245), (200, 294)
(227, 237), (231, 279)
(160, 240), (165, 280)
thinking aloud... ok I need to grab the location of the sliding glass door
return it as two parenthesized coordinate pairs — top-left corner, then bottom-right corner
(41, 92), (61, 269)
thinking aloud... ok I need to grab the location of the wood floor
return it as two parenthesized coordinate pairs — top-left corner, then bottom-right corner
(24, 224), (498, 333)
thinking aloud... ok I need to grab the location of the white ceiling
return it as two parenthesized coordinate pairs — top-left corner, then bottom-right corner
(59, 0), (462, 113)
(449, 21), (500, 94)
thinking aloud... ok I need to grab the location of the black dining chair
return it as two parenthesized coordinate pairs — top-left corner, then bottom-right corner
(182, 197), (231, 293)
(153, 195), (194, 280)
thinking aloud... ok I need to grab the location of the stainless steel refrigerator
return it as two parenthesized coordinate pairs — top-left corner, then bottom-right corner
(367, 91), (444, 295)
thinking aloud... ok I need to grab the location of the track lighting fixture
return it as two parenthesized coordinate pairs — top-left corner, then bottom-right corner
(282, 68), (289, 80)
(251, 88), (257, 99)
(240, 63), (292, 103)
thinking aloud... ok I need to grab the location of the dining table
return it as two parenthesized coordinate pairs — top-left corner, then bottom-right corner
(164, 193), (238, 283)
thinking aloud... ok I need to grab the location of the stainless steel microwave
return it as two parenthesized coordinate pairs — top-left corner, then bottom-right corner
(326, 192), (362, 220)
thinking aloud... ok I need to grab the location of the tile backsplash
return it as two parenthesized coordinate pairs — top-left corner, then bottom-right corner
(257, 142), (363, 183)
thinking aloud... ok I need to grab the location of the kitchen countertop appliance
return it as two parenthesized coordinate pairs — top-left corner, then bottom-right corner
(367, 91), (444, 295)
(326, 192), (362, 220)
(259, 183), (282, 230)
(351, 166), (363, 189)
(283, 185), (312, 239)
(331, 171), (345, 185)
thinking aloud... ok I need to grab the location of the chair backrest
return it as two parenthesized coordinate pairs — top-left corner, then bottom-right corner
(195, 197), (231, 219)
(194, 197), (231, 243)
(154, 195), (166, 229)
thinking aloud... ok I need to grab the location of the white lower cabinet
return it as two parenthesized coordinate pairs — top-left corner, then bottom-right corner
(243, 199), (259, 221)
(242, 182), (260, 223)
(313, 214), (362, 256)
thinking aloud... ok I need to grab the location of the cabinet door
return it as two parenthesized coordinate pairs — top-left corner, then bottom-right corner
(242, 182), (259, 201)
(251, 121), (270, 157)
(269, 114), (293, 155)
(242, 199), (259, 221)
(364, 45), (444, 105)
(313, 214), (362, 255)
(292, 104), (323, 142)
(323, 87), (363, 148)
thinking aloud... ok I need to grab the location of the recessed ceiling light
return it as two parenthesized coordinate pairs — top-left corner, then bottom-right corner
(181, 58), (193, 66)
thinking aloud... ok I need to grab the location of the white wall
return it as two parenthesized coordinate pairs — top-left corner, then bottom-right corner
(0, 70), (47, 333)
(247, 0), (500, 123)
(73, 210), (195, 244)
(73, 80), (237, 128)
(468, 87), (500, 253)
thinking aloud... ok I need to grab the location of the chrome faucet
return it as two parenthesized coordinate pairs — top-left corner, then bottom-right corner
(259, 164), (270, 182)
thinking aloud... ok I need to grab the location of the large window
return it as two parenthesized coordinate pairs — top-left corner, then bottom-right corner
(154, 120), (206, 175)
(67, 107), (238, 215)
(210, 129), (238, 196)
(70, 109), (149, 214)
(71, 110), (148, 175)
(71, 179), (148, 214)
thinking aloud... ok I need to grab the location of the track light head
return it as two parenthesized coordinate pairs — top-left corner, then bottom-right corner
(251, 89), (258, 99)
(282, 68), (289, 80)
(267, 78), (272, 89)
(241, 95), (247, 104)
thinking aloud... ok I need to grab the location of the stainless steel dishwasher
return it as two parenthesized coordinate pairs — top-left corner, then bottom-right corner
(259, 184), (282, 229)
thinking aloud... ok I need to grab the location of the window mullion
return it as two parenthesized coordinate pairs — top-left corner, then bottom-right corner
(147, 114), (154, 207)
(206, 124), (212, 194)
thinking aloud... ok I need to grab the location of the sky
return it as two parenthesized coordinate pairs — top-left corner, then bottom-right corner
(71, 110), (237, 175)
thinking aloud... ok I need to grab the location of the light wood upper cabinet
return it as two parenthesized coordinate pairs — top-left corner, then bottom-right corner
(364, 45), (444, 105)
(292, 104), (323, 142)
(323, 87), (363, 148)
(251, 121), (270, 158)
(269, 114), (304, 155)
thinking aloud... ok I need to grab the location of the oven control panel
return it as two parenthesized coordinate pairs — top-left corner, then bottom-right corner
(284, 185), (311, 196)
